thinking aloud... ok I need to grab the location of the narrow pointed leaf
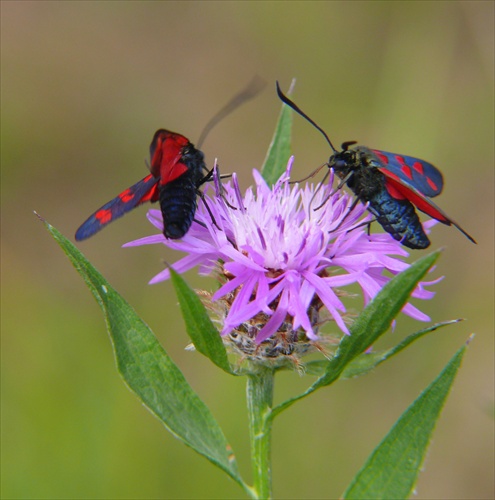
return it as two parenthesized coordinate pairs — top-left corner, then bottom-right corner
(305, 320), (461, 378)
(343, 339), (471, 500)
(41, 217), (244, 487)
(169, 266), (233, 374)
(271, 250), (441, 419)
(340, 319), (462, 379)
(261, 79), (294, 185)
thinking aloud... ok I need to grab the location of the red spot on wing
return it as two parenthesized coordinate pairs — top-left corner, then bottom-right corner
(379, 168), (401, 184)
(412, 161), (423, 175)
(395, 155), (406, 165)
(373, 150), (389, 164)
(95, 208), (112, 224)
(426, 176), (439, 192)
(401, 165), (413, 180)
(119, 188), (134, 203)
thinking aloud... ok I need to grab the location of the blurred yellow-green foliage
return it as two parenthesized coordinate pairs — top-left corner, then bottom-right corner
(2, 2), (493, 499)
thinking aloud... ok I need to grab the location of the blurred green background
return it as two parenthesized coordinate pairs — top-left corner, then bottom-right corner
(2, 2), (493, 499)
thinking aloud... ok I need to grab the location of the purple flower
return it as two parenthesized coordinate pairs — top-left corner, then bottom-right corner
(124, 158), (439, 349)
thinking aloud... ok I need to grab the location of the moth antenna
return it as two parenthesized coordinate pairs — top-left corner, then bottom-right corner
(276, 81), (338, 154)
(197, 76), (266, 148)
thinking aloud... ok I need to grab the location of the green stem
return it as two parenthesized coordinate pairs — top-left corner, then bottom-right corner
(246, 367), (275, 499)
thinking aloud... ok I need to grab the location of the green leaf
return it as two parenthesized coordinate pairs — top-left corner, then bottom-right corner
(271, 250), (441, 419)
(260, 79), (294, 185)
(305, 320), (461, 378)
(40, 216), (246, 489)
(343, 338), (472, 500)
(341, 319), (462, 379)
(169, 266), (233, 374)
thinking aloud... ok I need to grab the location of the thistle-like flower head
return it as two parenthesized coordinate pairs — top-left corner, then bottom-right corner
(125, 159), (438, 364)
